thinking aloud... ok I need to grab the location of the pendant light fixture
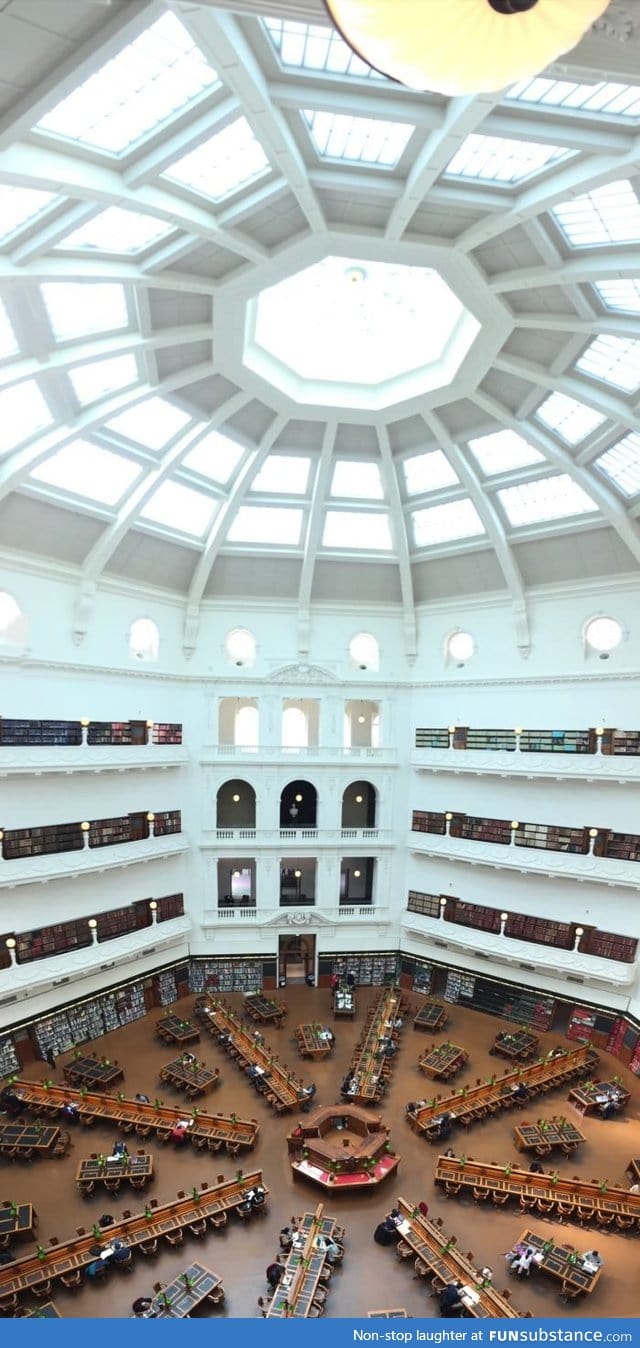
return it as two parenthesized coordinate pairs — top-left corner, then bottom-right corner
(324, 0), (611, 96)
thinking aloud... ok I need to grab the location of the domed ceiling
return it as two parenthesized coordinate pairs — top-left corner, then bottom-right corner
(0, 0), (639, 655)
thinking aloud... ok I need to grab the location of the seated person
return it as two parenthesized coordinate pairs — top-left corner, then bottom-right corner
(61, 1101), (80, 1121)
(98, 1214), (115, 1228)
(582, 1250), (603, 1271)
(252, 1031), (265, 1046)
(0, 1086), (23, 1117)
(406, 1100), (426, 1115)
(439, 1282), (464, 1317)
(598, 1098), (618, 1119)
(132, 1297), (154, 1318)
(266, 1261), (283, 1290)
(135, 1093), (150, 1104)
(318, 1236), (341, 1263)
(477, 1266), (493, 1286)
(373, 1219), (400, 1246)
(298, 1083), (317, 1111)
(529, 1159), (544, 1174)
(341, 1075), (354, 1095)
(250, 1186), (266, 1208)
(279, 1226), (295, 1251)
(108, 1239), (130, 1265)
(170, 1122), (190, 1145)
(505, 1242), (527, 1266)
(436, 1112), (452, 1140)
(512, 1246), (536, 1276)
(182, 1051), (196, 1065)
(512, 1082), (529, 1101)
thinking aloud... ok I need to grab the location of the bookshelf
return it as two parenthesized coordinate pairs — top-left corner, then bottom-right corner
(414, 728), (449, 749)
(0, 718), (82, 746)
(10, 894), (180, 966)
(152, 723), (183, 745)
(88, 813), (148, 849)
(407, 891), (442, 919)
(585, 929), (637, 962)
(2, 821), (84, 860)
(411, 962), (433, 994)
(449, 814), (511, 845)
(455, 728), (517, 751)
(411, 811), (446, 835)
(16, 920), (92, 964)
(87, 720), (147, 745)
(0, 1035), (19, 1078)
(34, 1012), (76, 1056)
(448, 900), (501, 934)
(332, 952), (398, 986)
(595, 830), (640, 863)
(189, 958), (262, 993)
(115, 982), (145, 1024)
(514, 822), (589, 855)
(504, 913), (572, 949)
(155, 969), (178, 1006)
(155, 893), (184, 922)
(520, 729), (595, 754)
(96, 906), (139, 942)
(444, 970), (556, 1029)
(153, 810), (181, 837)
(601, 729), (640, 757)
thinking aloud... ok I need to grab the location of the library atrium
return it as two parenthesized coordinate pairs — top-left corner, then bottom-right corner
(0, 0), (640, 1322)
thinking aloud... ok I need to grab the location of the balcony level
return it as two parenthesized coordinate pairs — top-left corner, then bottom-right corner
(409, 830), (640, 890)
(0, 744), (188, 776)
(201, 744), (398, 766)
(412, 746), (640, 785)
(0, 832), (188, 888)
(202, 827), (392, 848)
(203, 904), (391, 930)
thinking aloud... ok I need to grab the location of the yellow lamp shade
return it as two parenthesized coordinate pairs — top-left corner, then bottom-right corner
(325, 0), (610, 95)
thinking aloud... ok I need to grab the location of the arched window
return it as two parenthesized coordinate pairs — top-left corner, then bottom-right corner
(349, 631), (379, 671)
(0, 590), (26, 645)
(282, 706), (308, 749)
(225, 627), (256, 666)
(129, 617), (159, 662)
(235, 704), (258, 748)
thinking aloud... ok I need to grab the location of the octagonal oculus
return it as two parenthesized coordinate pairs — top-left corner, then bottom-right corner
(245, 256), (480, 410)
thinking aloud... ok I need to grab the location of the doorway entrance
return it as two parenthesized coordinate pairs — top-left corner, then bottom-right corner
(278, 934), (316, 985)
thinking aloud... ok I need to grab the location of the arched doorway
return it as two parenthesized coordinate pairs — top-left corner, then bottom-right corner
(341, 780), (376, 828)
(278, 934), (316, 985)
(279, 779), (317, 828)
(216, 779), (256, 828)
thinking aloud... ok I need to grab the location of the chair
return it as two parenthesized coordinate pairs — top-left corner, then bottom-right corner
(560, 1282), (581, 1303)
(164, 1229), (184, 1247)
(60, 1268), (83, 1289)
(210, 1211), (227, 1231)
(257, 1297), (267, 1318)
(206, 1286), (225, 1307)
(595, 1211), (614, 1227)
(138, 1238), (159, 1256)
(32, 1281), (53, 1299)
(0, 1293), (19, 1314)
(189, 1218), (207, 1238)
(396, 1240), (413, 1260)
(114, 1247), (133, 1271)
(76, 1226), (87, 1236)
(473, 1187), (489, 1202)
(153, 1281), (166, 1294)
(414, 1257), (429, 1279)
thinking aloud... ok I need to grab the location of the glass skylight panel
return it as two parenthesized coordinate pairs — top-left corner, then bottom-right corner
(552, 180), (640, 247)
(0, 381), (52, 455)
(444, 134), (570, 184)
(69, 354), (138, 406)
(227, 506), (303, 545)
(0, 185), (57, 245)
(163, 117), (270, 202)
(250, 455), (310, 494)
(0, 300), (18, 360)
(140, 480), (216, 537)
(536, 392), (606, 445)
(29, 439), (141, 505)
(182, 430), (244, 484)
(36, 13), (219, 156)
(40, 282), (128, 342)
(105, 397), (191, 451)
(596, 432), (640, 496)
(497, 474), (598, 526)
(56, 207), (173, 255)
(403, 450), (459, 495)
(411, 499), (485, 547)
(303, 111), (413, 167)
(594, 279), (640, 313)
(467, 429), (545, 476)
(330, 461), (384, 499)
(507, 77), (640, 117)
(263, 17), (384, 79)
(323, 510), (392, 550)
(576, 335), (640, 393)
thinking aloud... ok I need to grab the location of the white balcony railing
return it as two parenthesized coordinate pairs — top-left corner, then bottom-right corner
(401, 910), (635, 988)
(409, 829), (640, 891)
(203, 905), (390, 927)
(202, 827), (390, 848)
(0, 832), (188, 889)
(412, 746), (640, 784)
(201, 744), (396, 763)
(0, 914), (191, 1009)
(0, 744), (188, 777)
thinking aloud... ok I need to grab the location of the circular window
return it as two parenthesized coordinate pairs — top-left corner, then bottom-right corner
(584, 616), (623, 654)
(447, 630), (475, 663)
(349, 632), (379, 670)
(225, 628), (256, 666)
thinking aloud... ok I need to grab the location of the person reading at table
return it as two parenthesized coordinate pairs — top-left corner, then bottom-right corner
(433, 1112), (452, 1140)
(512, 1082), (529, 1101)
(317, 1236), (341, 1263)
(512, 1246), (536, 1277)
(439, 1282), (464, 1317)
(182, 1051), (196, 1065)
(135, 1093), (150, 1104)
(582, 1250), (603, 1272)
(529, 1159), (544, 1173)
(266, 1261), (283, 1290)
(170, 1121), (190, 1144)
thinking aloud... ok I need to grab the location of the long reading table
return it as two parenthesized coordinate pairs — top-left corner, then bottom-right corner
(342, 987), (407, 1106)
(196, 996), (304, 1112)
(150, 1261), (223, 1317)
(8, 1080), (258, 1152)
(0, 1171), (267, 1303)
(243, 993), (286, 1026)
(414, 1001), (448, 1033)
(407, 1045), (598, 1140)
(156, 1015), (200, 1046)
(295, 1024), (334, 1059)
(76, 1153), (153, 1192)
(0, 1121), (68, 1159)
(392, 1198), (522, 1318)
(159, 1057), (219, 1098)
(568, 1079), (630, 1115)
(514, 1117), (585, 1155)
(491, 1031), (539, 1062)
(0, 1202), (37, 1241)
(515, 1230), (602, 1298)
(63, 1056), (123, 1090)
(419, 1042), (468, 1081)
(266, 1204), (339, 1318)
(434, 1155), (640, 1230)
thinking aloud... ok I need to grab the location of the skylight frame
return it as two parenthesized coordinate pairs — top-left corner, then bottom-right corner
(497, 474), (599, 527)
(330, 460), (384, 500)
(28, 438), (142, 506)
(40, 281), (130, 343)
(507, 76), (640, 118)
(322, 509), (393, 551)
(302, 109), (414, 168)
(467, 429), (546, 477)
(552, 180), (640, 249)
(181, 429), (246, 485)
(162, 116), (271, 204)
(443, 133), (572, 185)
(411, 498), (486, 548)
(139, 479), (218, 539)
(262, 16), (386, 81)
(595, 432), (640, 498)
(576, 335), (640, 393)
(0, 185), (58, 247)
(54, 207), (175, 257)
(0, 380), (53, 455)
(35, 12), (221, 159)
(104, 397), (193, 452)
(250, 455), (311, 495)
(68, 353), (139, 407)
(535, 391), (606, 446)
(402, 450), (459, 496)
(594, 279), (640, 314)
(227, 505), (304, 546)
(0, 300), (19, 361)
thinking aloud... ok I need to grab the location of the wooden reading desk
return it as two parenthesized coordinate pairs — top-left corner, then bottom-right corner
(514, 1117), (585, 1156)
(244, 993), (286, 1026)
(569, 1079), (630, 1115)
(392, 1198), (521, 1318)
(414, 1001), (448, 1033)
(515, 1230), (602, 1298)
(0, 1172), (267, 1304)
(156, 1015), (200, 1046)
(76, 1153), (153, 1192)
(287, 1104), (399, 1190)
(368, 1309), (408, 1318)
(150, 1261), (223, 1317)
(24, 1302), (60, 1317)
(196, 996), (305, 1112)
(9, 1080), (258, 1153)
(0, 1121), (68, 1159)
(491, 1031), (539, 1062)
(342, 987), (406, 1106)
(434, 1155), (640, 1230)
(334, 988), (355, 1018)
(419, 1041), (468, 1081)
(295, 1024), (334, 1059)
(266, 1204), (339, 1318)
(407, 1045), (598, 1140)
(159, 1057), (219, 1098)
(63, 1056), (123, 1090)
(0, 1202), (37, 1241)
